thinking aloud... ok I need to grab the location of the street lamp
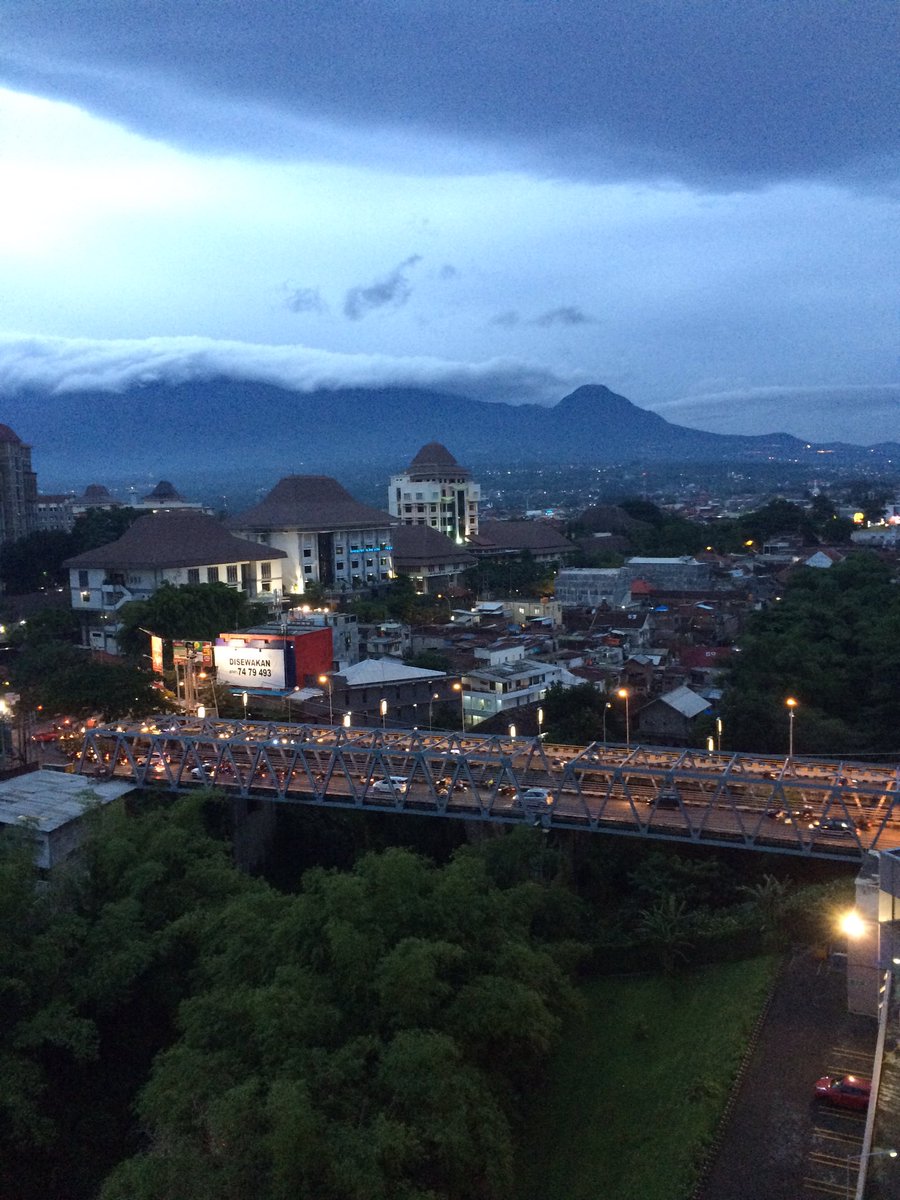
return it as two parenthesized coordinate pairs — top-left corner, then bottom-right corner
(242, 690), (248, 721)
(716, 716), (723, 752)
(537, 707), (544, 739)
(509, 723), (517, 739)
(318, 673), (333, 725)
(429, 691), (439, 730)
(287, 685), (301, 723)
(602, 700), (612, 744)
(786, 697), (798, 757)
(617, 687), (630, 747)
(380, 698), (387, 729)
(343, 712), (351, 728)
(452, 681), (465, 731)
(846, 1148), (896, 1198)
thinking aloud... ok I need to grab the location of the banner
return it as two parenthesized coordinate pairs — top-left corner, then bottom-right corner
(150, 635), (164, 674)
(214, 643), (286, 690)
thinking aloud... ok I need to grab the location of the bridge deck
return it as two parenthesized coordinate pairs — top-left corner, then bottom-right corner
(76, 715), (900, 861)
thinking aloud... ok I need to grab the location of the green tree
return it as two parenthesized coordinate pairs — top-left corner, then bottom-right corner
(10, 643), (167, 719)
(637, 894), (695, 976)
(118, 582), (267, 657)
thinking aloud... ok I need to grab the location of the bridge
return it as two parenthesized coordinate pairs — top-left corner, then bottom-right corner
(75, 715), (900, 861)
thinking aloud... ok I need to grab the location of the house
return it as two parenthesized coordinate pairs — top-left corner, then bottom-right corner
(63, 510), (286, 654)
(468, 520), (573, 563)
(803, 548), (845, 569)
(327, 658), (455, 728)
(228, 475), (396, 597)
(635, 685), (711, 746)
(390, 523), (474, 594)
(389, 442), (480, 542)
(463, 640), (581, 727)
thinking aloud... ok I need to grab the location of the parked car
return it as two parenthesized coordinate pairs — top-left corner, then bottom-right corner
(30, 728), (60, 744)
(814, 1074), (871, 1111)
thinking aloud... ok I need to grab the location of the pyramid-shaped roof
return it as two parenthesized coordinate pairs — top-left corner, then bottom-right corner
(229, 476), (394, 533)
(63, 511), (286, 570)
(405, 442), (470, 480)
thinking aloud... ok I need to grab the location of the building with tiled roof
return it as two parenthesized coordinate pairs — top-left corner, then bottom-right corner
(0, 423), (37, 545)
(390, 523), (474, 594)
(63, 511), (287, 654)
(635, 684), (711, 746)
(328, 657), (456, 729)
(134, 480), (209, 514)
(468, 519), (574, 562)
(389, 442), (480, 542)
(229, 475), (396, 597)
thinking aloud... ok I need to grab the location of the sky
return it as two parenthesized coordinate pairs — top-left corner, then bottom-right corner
(0, 0), (897, 443)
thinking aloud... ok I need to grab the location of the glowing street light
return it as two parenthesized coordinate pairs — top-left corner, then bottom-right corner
(452, 681), (465, 731)
(318, 673), (334, 725)
(508, 723), (517, 739)
(617, 687), (630, 747)
(429, 691), (439, 730)
(242, 691), (248, 721)
(343, 712), (351, 729)
(786, 697), (798, 757)
(537, 707), (544, 738)
(839, 909), (867, 940)
(716, 716), (723, 752)
(380, 698), (387, 729)
(602, 700), (612, 744)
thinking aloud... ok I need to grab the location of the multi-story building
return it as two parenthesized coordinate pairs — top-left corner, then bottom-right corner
(390, 523), (474, 594)
(0, 424), (37, 546)
(228, 475), (395, 597)
(463, 640), (581, 726)
(64, 510), (286, 653)
(389, 443), (480, 543)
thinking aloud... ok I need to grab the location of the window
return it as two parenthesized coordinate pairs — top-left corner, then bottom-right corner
(207, 566), (219, 583)
(80, 591), (90, 602)
(366, 558), (373, 567)
(303, 548), (312, 558)
(336, 562), (344, 571)
(226, 564), (238, 584)
(304, 565), (312, 574)
(261, 561), (272, 580)
(78, 569), (89, 588)
(187, 568), (200, 584)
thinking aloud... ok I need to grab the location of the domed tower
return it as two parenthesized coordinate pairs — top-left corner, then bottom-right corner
(388, 443), (480, 543)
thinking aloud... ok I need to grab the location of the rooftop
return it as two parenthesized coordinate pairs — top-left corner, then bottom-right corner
(63, 511), (287, 570)
(391, 523), (475, 568)
(337, 657), (447, 686)
(230, 475), (394, 533)
(405, 441), (471, 479)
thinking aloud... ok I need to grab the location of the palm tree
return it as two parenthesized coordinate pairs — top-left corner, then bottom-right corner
(637, 894), (694, 976)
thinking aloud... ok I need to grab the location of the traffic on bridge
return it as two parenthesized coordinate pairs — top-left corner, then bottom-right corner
(76, 715), (900, 860)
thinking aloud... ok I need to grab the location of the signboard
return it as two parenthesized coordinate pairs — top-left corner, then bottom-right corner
(214, 643), (286, 689)
(151, 635), (164, 674)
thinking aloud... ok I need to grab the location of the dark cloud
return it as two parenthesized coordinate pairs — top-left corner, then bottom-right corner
(533, 306), (597, 328)
(343, 255), (422, 320)
(284, 286), (326, 314)
(2, 1), (897, 188)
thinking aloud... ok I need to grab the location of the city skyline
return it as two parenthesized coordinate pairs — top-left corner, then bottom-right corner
(0, 1), (897, 443)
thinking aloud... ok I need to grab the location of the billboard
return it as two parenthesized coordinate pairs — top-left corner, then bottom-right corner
(150, 635), (164, 674)
(214, 643), (286, 689)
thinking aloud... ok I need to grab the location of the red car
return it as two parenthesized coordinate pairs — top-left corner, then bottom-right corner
(815, 1074), (871, 1111)
(30, 728), (60, 743)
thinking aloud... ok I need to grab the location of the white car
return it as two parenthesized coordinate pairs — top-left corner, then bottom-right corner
(372, 776), (409, 794)
(517, 787), (551, 806)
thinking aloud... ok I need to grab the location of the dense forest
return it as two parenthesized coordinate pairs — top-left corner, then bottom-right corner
(1, 791), (848, 1200)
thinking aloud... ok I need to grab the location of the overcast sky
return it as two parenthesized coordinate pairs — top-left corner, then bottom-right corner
(0, 0), (897, 442)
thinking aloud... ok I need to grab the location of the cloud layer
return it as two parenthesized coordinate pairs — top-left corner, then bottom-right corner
(0, 333), (579, 407)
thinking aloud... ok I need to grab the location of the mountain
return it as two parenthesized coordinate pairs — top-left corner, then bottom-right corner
(6, 379), (897, 490)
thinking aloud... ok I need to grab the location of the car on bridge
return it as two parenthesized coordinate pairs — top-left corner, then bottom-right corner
(814, 1073), (871, 1111)
(810, 817), (855, 835)
(371, 776), (409, 795)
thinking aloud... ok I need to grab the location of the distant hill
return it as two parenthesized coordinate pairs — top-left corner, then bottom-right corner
(6, 379), (898, 489)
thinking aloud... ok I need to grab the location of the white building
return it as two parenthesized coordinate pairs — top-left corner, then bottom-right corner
(229, 475), (395, 596)
(389, 442), (480, 543)
(64, 511), (286, 654)
(463, 641), (581, 726)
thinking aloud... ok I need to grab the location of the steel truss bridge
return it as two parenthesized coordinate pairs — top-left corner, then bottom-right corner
(75, 715), (900, 861)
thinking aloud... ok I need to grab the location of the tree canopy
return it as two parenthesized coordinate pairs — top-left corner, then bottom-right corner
(117, 582), (268, 657)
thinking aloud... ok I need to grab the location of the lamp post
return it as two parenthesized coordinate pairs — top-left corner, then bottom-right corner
(508, 723), (517, 739)
(846, 1148), (896, 1199)
(602, 700), (612, 745)
(452, 681), (465, 732)
(242, 690), (248, 722)
(786, 697), (798, 757)
(716, 716), (723, 752)
(617, 687), (630, 747)
(537, 707), (544, 739)
(343, 712), (351, 729)
(380, 698), (387, 730)
(318, 674), (333, 725)
(286, 685), (301, 723)
(429, 691), (439, 730)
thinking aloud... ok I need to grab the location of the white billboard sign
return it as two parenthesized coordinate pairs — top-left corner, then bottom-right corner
(214, 643), (286, 689)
